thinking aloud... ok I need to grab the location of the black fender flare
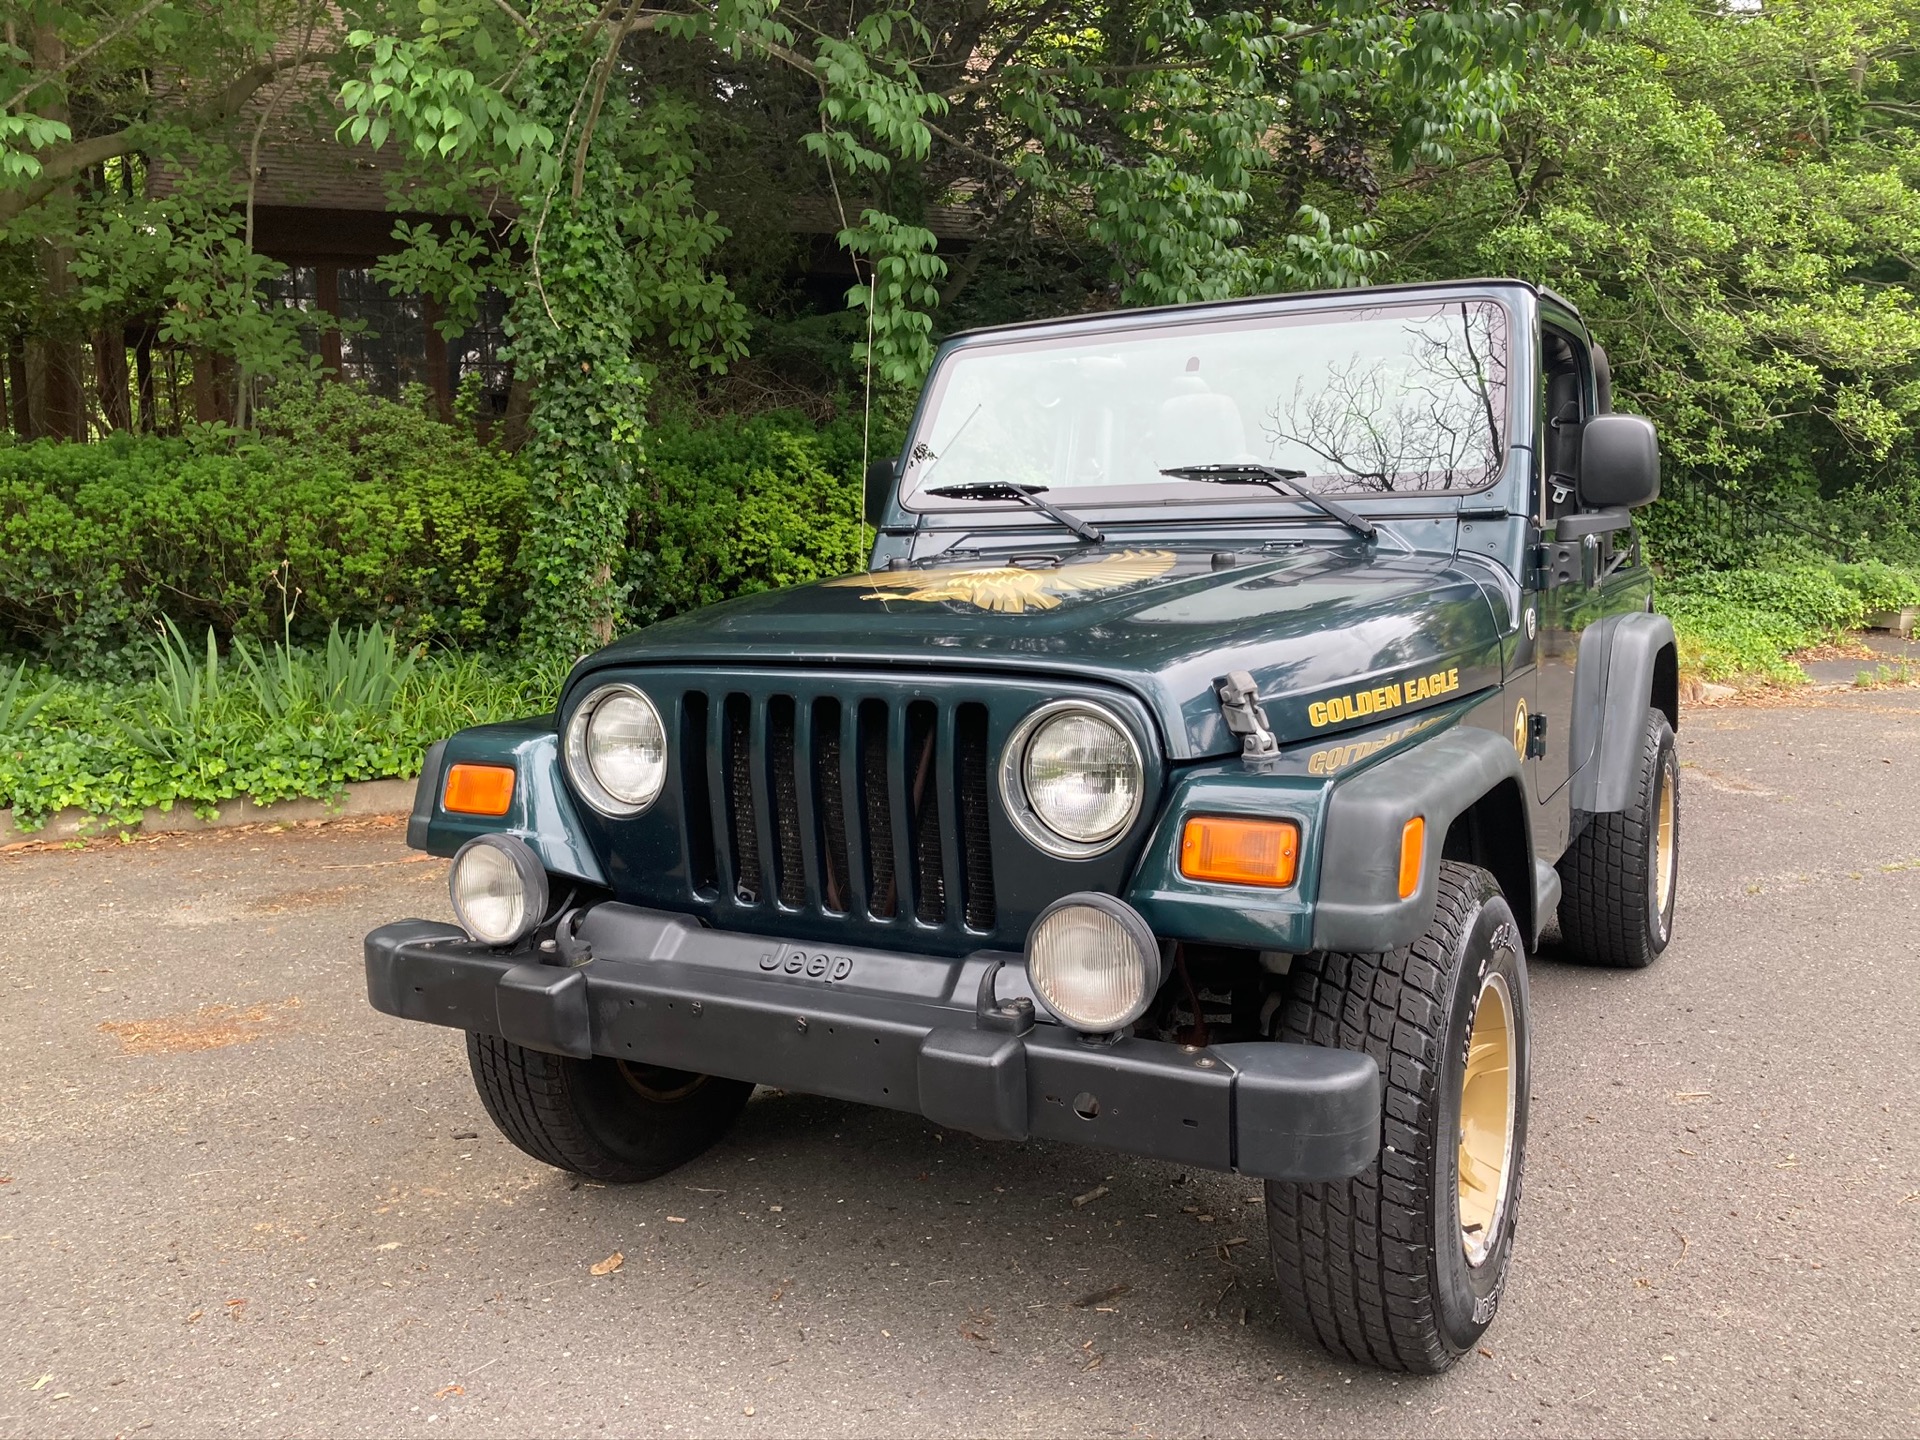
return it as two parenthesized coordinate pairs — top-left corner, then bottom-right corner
(1312, 725), (1536, 953)
(1569, 612), (1678, 815)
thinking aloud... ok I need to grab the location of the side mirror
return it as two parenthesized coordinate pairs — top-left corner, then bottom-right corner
(863, 458), (899, 527)
(1579, 413), (1659, 509)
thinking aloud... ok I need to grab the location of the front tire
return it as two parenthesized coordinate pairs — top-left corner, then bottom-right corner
(1556, 706), (1679, 968)
(467, 1032), (753, 1183)
(1266, 863), (1531, 1373)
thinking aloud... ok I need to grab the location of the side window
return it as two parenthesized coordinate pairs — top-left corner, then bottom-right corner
(1537, 328), (1588, 524)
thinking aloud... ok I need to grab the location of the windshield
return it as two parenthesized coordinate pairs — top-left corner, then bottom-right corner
(902, 299), (1510, 508)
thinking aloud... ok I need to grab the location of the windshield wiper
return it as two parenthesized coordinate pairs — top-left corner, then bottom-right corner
(926, 481), (1105, 544)
(1161, 463), (1377, 541)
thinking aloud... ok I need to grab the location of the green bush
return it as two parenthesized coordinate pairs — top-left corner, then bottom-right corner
(626, 409), (877, 623)
(1660, 560), (1920, 682)
(1830, 561), (1920, 615)
(0, 386), (529, 673)
(0, 627), (562, 828)
(0, 395), (888, 668)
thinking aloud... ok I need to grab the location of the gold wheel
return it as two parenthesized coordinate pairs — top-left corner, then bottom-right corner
(1457, 972), (1516, 1268)
(1654, 757), (1677, 917)
(615, 1060), (708, 1103)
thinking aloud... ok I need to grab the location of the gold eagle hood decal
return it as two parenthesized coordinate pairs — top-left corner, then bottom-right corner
(826, 549), (1178, 614)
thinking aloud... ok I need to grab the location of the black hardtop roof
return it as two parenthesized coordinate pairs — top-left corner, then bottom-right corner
(941, 276), (1581, 345)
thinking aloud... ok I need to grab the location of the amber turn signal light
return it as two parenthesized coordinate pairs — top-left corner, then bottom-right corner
(443, 763), (516, 817)
(1398, 816), (1426, 899)
(1179, 816), (1300, 888)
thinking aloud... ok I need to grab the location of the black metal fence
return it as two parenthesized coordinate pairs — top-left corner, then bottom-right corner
(1645, 475), (1869, 571)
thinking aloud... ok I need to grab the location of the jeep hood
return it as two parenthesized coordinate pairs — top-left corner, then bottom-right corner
(585, 543), (1509, 759)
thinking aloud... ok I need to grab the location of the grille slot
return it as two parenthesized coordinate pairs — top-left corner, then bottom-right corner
(956, 703), (997, 930)
(677, 684), (1002, 937)
(723, 694), (763, 904)
(813, 699), (852, 913)
(905, 701), (945, 924)
(859, 700), (897, 919)
(768, 696), (805, 908)
(680, 691), (717, 896)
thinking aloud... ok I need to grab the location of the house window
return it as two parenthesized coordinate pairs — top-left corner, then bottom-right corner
(262, 265), (324, 354)
(450, 289), (513, 416)
(336, 267), (430, 397)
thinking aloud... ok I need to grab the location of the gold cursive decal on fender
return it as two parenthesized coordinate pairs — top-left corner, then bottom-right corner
(826, 550), (1177, 614)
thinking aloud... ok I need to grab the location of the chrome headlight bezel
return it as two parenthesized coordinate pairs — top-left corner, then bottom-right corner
(999, 700), (1144, 858)
(564, 682), (668, 817)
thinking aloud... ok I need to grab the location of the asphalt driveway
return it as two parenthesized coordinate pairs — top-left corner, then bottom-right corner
(2, 689), (1917, 1438)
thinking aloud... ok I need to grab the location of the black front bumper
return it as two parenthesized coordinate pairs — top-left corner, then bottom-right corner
(365, 904), (1381, 1183)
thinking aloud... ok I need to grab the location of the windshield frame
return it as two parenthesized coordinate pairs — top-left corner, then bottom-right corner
(898, 291), (1520, 518)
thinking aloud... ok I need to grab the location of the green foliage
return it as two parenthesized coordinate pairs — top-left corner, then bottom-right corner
(626, 410), (874, 623)
(0, 660), (53, 739)
(1660, 561), (1920, 682)
(1831, 561), (1920, 614)
(0, 640), (561, 830)
(0, 387), (528, 671)
(1380, 0), (1920, 565)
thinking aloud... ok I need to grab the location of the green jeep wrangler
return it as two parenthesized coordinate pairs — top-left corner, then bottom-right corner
(366, 278), (1680, 1374)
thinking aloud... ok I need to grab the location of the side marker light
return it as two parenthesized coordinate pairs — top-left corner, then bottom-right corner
(1398, 816), (1426, 900)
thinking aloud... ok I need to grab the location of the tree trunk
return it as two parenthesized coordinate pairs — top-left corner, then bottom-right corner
(95, 328), (132, 431)
(190, 349), (233, 424)
(134, 327), (156, 432)
(26, 25), (86, 441)
(6, 340), (28, 438)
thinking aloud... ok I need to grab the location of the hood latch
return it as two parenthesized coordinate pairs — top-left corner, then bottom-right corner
(1216, 670), (1278, 758)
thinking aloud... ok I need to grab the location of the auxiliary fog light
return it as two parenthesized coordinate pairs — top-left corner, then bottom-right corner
(449, 833), (549, 947)
(1024, 893), (1164, 1035)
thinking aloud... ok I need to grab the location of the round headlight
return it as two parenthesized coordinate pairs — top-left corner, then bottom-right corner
(450, 834), (549, 947)
(1003, 703), (1143, 855)
(565, 684), (668, 816)
(1025, 893), (1163, 1034)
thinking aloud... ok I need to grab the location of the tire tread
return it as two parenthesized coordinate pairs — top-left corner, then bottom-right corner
(1266, 863), (1495, 1374)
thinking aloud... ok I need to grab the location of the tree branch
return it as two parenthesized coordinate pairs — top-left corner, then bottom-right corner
(2, 0), (169, 115)
(0, 48), (335, 229)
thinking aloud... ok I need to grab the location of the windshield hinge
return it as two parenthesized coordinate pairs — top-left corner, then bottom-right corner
(1216, 671), (1278, 758)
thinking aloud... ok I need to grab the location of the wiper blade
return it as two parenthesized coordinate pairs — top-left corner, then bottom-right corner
(1161, 463), (1377, 541)
(925, 481), (1105, 544)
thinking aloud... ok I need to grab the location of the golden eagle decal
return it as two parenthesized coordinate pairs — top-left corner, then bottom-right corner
(826, 549), (1178, 614)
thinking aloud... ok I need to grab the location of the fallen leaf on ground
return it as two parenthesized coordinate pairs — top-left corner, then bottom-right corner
(29, 1375), (51, 1391)
(433, 1384), (465, 1400)
(1072, 1185), (1109, 1209)
(183, 1310), (203, 1324)
(590, 1251), (625, 1276)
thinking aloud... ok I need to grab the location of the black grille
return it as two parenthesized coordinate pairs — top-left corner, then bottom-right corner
(724, 695), (762, 904)
(956, 704), (997, 930)
(678, 687), (996, 933)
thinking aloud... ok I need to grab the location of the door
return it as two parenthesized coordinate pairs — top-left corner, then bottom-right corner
(1526, 323), (1598, 858)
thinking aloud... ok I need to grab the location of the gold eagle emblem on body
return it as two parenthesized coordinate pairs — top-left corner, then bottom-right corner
(826, 549), (1178, 614)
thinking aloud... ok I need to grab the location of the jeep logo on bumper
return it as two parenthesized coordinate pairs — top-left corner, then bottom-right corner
(759, 948), (854, 982)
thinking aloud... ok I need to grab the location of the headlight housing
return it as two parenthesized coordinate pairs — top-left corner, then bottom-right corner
(1001, 702), (1143, 857)
(565, 683), (668, 816)
(1025, 893), (1163, 1034)
(450, 834), (548, 947)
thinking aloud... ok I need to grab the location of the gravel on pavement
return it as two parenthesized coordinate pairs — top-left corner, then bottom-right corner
(1, 689), (1916, 1438)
